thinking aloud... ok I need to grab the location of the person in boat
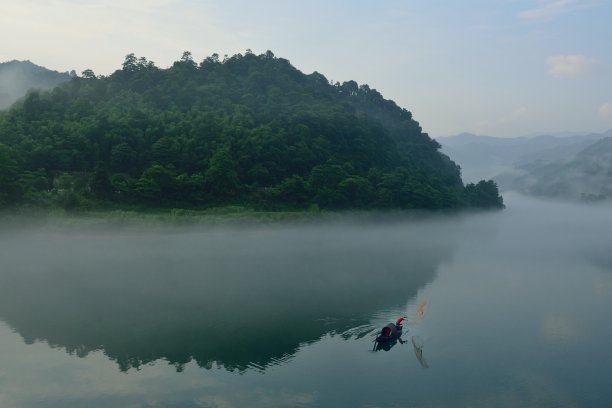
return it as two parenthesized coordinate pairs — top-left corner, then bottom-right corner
(373, 317), (407, 351)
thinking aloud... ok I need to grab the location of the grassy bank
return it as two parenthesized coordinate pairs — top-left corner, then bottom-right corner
(0, 201), (501, 230)
(0, 205), (334, 229)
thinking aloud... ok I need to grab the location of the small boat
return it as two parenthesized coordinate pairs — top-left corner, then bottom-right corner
(376, 323), (400, 342)
(373, 317), (407, 351)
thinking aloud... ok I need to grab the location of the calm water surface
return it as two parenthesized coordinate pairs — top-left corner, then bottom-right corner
(1, 193), (611, 408)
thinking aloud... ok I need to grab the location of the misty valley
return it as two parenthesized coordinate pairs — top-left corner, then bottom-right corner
(1, 193), (611, 408)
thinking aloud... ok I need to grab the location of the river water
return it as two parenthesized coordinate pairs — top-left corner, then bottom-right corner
(1, 193), (611, 407)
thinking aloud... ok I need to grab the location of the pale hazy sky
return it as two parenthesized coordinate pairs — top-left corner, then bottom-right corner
(1, 0), (611, 137)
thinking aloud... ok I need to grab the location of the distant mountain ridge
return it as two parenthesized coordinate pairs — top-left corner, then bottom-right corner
(437, 131), (609, 183)
(438, 130), (612, 201)
(506, 135), (612, 201)
(0, 60), (71, 109)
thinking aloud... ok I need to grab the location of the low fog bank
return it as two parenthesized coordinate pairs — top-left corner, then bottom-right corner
(1, 193), (608, 279)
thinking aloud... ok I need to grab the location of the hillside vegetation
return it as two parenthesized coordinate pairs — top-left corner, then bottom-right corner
(0, 51), (503, 211)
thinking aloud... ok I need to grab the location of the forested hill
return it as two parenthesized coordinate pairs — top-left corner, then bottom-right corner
(0, 60), (71, 109)
(0, 51), (503, 211)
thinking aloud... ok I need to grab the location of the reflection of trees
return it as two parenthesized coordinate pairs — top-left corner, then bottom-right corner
(0, 223), (455, 372)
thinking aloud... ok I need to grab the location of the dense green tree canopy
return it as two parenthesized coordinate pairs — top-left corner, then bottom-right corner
(0, 51), (503, 211)
(0, 143), (21, 206)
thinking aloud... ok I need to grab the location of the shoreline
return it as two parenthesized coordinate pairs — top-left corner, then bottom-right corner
(0, 205), (499, 229)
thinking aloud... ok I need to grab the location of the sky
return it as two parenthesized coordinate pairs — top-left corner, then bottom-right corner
(1, 0), (611, 137)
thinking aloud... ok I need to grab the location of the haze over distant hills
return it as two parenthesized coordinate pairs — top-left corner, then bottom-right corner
(437, 132), (606, 183)
(502, 134), (612, 201)
(438, 130), (612, 201)
(0, 60), (71, 110)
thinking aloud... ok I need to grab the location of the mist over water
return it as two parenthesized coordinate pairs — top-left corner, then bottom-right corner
(0, 214), (456, 372)
(1, 193), (611, 407)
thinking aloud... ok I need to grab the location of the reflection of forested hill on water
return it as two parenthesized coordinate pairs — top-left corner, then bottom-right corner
(0, 222), (456, 372)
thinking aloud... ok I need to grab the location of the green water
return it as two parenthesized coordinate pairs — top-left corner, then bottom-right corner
(1, 193), (611, 407)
